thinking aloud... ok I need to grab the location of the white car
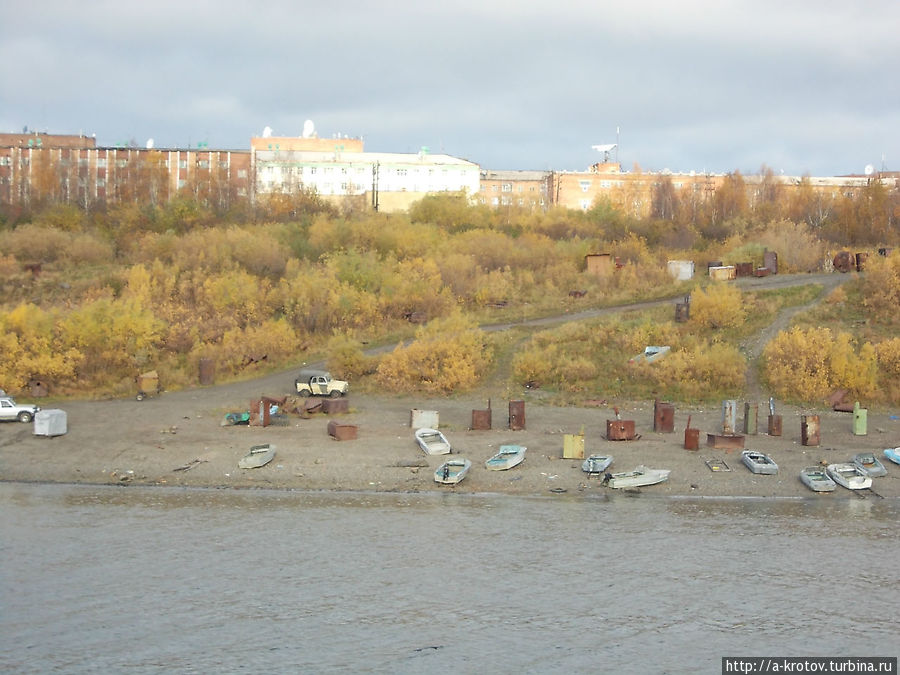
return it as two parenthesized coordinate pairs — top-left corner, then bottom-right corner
(0, 396), (41, 423)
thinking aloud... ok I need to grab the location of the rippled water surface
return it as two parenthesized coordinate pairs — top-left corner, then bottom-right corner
(1, 484), (898, 674)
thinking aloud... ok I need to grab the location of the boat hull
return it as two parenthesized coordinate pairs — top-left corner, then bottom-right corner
(853, 453), (887, 477)
(582, 454), (613, 474)
(606, 466), (670, 489)
(885, 447), (900, 466)
(238, 444), (275, 469)
(799, 467), (836, 492)
(741, 450), (778, 475)
(415, 428), (452, 455)
(485, 445), (526, 471)
(826, 463), (872, 490)
(435, 459), (472, 484)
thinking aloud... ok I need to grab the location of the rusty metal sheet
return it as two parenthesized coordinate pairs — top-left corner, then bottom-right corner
(801, 414), (820, 446)
(471, 409), (492, 430)
(706, 433), (745, 450)
(508, 400), (526, 430)
(653, 400), (675, 433)
(833, 251), (853, 273)
(767, 414), (782, 436)
(607, 419), (637, 441)
(722, 400), (737, 435)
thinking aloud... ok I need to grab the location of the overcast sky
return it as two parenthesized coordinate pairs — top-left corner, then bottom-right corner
(2, 1), (897, 176)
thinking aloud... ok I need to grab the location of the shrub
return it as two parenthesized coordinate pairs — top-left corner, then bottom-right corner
(861, 252), (900, 320)
(375, 313), (492, 394)
(690, 284), (747, 330)
(762, 327), (878, 403)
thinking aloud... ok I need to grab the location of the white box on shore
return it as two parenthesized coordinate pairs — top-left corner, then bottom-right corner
(34, 409), (67, 436)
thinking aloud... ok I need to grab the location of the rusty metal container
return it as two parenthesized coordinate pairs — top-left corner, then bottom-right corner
(735, 262), (753, 277)
(323, 398), (349, 414)
(509, 400), (526, 430)
(753, 267), (770, 277)
(653, 400), (675, 433)
(607, 419), (636, 440)
(767, 414), (782, 436)
(709, 265), (736, 281)
(327, 420), (358, 440)
(706, 260), (723, 271)
(855, 252), (868, 271)
(722, 400), (737, 435)
(684, 428), (700, 450)
(833, 251), (853, 273)
(249, 398), (270, 427)
(675, 301), (690, 322)
(763, 250), (778, 274)
(706, 433), (745, 450)
(199, 358), (215, 385)
(743, 402), (758, 435)
(801, 414), (820, 446)
(471, 408), (492, 430)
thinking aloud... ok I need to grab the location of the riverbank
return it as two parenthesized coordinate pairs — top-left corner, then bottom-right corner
(2, 386), (899, 499)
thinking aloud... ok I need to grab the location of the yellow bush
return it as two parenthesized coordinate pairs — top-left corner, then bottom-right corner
(690, 284), (747, 330)
(651, 342), (746, 400)
(0, 303), (81, 390)
(202, 319), (300, 377)
(375, 313), (491, 394)
(861, 252), (900, 320)
(762, 327), (878, 402)
(325, 333), (374, 379)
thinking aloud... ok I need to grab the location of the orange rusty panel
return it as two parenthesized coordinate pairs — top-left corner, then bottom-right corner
(734, 262), (753, 277)
(606, 419), (636, 440)
(767, 414), (783, 436)
(322, 398), (349, 414)
(801, 415), (819, 446)
(508, 400), (525, 430)
(653, 400), (675, 433)
(327, 420), (358, 440)
(471, 409), (491, 430)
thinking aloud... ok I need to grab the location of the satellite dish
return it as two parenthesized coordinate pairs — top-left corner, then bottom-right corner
(302, 120), (315, 138)
(262, 126), (273, 138)
(146, 138), (154, 149)
(864, 164), (874, 176)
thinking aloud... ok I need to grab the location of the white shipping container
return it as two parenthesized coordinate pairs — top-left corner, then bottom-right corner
(34, 409), (67, 436)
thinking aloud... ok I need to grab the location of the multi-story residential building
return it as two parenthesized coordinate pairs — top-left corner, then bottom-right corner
(477, 170), (552, 209)
(250, 135), (480, 213)
(0, 131), (251, 211)
(1, 130), (895, 218)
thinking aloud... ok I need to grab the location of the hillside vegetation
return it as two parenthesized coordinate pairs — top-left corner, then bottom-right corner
(1, 181), (899, 406)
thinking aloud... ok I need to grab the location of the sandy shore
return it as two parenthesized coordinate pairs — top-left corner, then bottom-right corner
(2, 380), (899, 500)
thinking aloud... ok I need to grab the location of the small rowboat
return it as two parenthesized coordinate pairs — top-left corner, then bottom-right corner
(581, 454), (613, 474)
(884, 447), (900, 466)
(238, 444), (276, 469)
(826, 462), (872, 490)
(741, 450), (778, 475)
(435, 458), (471, 485)
(799, 466), (836, 492)
(604, 465), (670, 489)
(415, 427), (452, 455)
(485, 444), (526, 471)
(853, 452), (887, 478)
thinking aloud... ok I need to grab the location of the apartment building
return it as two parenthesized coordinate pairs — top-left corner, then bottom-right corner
(0, 132), (251, 210)
(251, 135), (480, 213)
(478, 170), (551, 209)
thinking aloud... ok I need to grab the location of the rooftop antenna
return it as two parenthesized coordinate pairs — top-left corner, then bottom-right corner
(591, 143), (617, 163)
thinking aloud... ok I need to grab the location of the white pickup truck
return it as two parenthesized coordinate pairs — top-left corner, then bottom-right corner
(0, 396), (41, 423)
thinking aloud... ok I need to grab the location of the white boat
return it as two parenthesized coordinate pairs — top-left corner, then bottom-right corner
(852, 452), (887, 478)
(581, 454), (613, 474)
(604, 465), (670, 489)
(799, 466), (836, 492)
(485, 444), (526, 471)
(741, 450), (778, 475)
(434, 458), (472, 485)
(415, 427), (451, 455)
(826, 462), (872, 490)
(238, 444), (275, 469)
(885, 447), (900, 466)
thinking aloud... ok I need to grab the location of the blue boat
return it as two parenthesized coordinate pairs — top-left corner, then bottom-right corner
(884, 447), (900, 466)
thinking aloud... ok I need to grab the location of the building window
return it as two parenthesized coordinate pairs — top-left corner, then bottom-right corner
(178, 179), (186, 188)
(491, 185), (498, 192)
(0, 156), (10, 166)
(97, 158), (107, 168)
(117, 159), (128, 168)
(579, 180), (591, 192)
(600, 180), (611, 189)
(502, 183), (512, 192)
(96, 178), (106, 187)
(309, 167), (317, 175)
(179, 160), (188, 169)
(396, 168), (407, 176)
(237, 169), (247, 179)
(197, 160), (209, 169)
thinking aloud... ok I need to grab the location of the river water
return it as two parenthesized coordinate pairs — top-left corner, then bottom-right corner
(1, 483), (897, 674)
